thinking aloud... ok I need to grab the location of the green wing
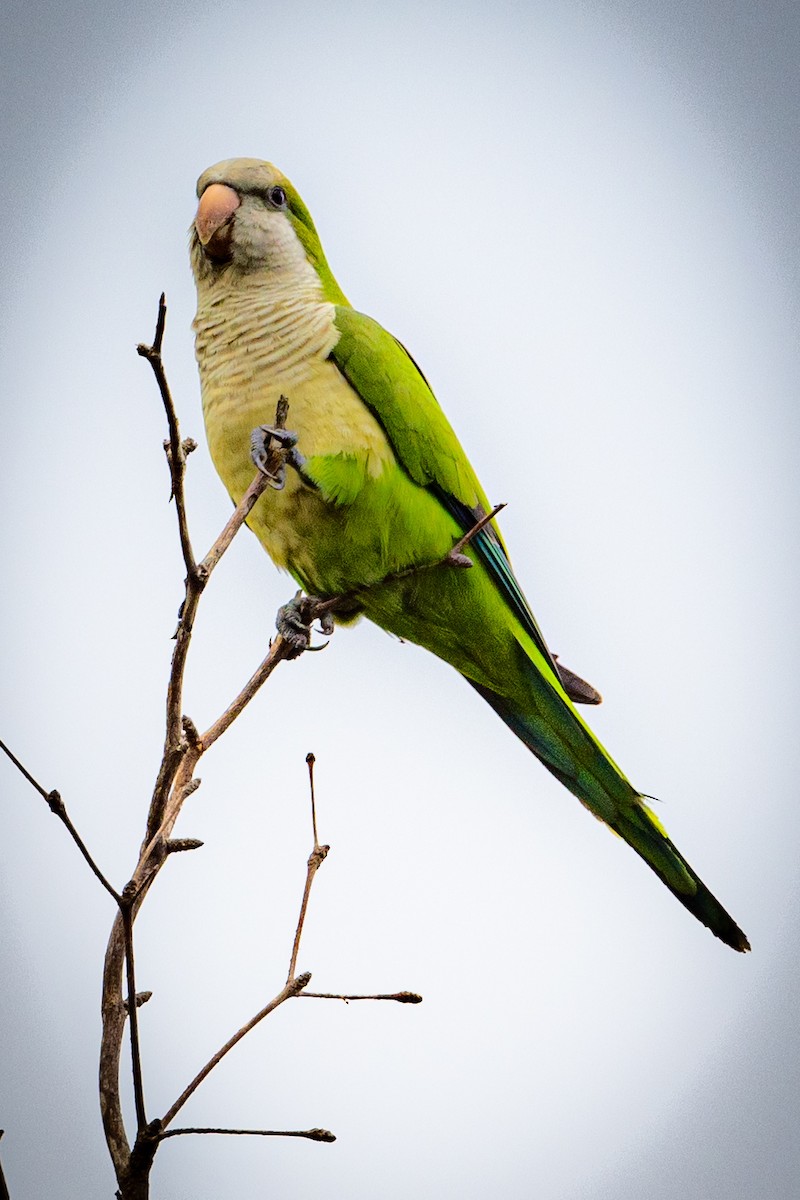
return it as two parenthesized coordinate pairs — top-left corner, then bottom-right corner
(330, 306), (558, 670)
(331, 306), (487, 506)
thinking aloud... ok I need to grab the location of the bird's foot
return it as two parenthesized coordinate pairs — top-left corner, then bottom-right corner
(251, 424), (307, 491)
(277, 592), (336, 659)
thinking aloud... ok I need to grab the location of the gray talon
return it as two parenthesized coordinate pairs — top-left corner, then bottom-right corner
(317, 611), (335, 637)
(251, 425), (309, 490)
(256, 424), (299, 449)
(276, 592), (334, 659)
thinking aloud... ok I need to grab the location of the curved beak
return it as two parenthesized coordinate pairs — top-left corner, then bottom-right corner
(195, 183), (241, 261)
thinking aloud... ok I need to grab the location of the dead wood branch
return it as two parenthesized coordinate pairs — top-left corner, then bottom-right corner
(160, 974), (312, 1132)
(0, 738), (121, 905)
(299, 991), (424, 1004)
(159, 1126), (336, 1143)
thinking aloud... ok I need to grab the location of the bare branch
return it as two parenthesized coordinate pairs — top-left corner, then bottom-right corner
(159, 1126), (336, 1143)
(287, 755), (329, 982)
(145, 450), (273, 846)
(287, 844), (329, 984)
(197, 469), (271, 581)
(160, 973), (312, 1131)
(306, 752), (319, 846)
(0, 737), (122, 905)
(194, 635), (296, 755)
(300, 991), (423, 1004)
(0, 737), (51, 800)
(137, 294), (196, 581)
(100, 912), (132, 1177)
(121, 900), (147, 1132)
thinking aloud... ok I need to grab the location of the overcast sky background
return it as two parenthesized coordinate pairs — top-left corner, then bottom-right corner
(1, 1), (798, 1197)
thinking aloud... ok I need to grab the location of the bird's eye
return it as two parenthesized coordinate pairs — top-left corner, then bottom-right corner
(267, 186), (287, 209)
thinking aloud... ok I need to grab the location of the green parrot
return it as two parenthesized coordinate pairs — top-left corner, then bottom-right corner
(190, 157), (749, 953)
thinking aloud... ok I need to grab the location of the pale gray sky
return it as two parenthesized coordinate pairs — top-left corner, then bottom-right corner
(1, 2), (798, 1198)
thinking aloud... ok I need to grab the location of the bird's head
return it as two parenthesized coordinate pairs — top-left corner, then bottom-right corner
(190, 157), (347, 303)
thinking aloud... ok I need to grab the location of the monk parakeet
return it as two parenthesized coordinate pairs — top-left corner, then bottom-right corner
(190, 157), (749, 953)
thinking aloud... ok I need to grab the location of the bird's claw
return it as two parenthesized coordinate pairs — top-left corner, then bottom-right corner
(277, 593), (335, 659)
(316, 610), (335, 637)
(255, 424), (299, 450)
(251, 424), (306, 491)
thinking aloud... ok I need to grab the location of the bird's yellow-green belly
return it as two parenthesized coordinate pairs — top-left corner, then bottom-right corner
(201, 355), (395, 591)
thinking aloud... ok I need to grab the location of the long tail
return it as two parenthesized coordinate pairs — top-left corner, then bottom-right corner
(468, 670), (750, 953)
(612, 801), (750, 952)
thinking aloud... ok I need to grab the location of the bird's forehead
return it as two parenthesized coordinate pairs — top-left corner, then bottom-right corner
(196, 158), (286, 198)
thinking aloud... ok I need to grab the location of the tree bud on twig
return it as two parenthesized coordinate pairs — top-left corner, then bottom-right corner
(165, 838), (204, 854)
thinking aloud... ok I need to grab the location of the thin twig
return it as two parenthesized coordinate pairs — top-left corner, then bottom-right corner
(145, 455), (273, 846)
(198, 470), (271, 580)
(287, 757), (329, 983)
(121, 902), (147, 1132)
(299, 991), (423, 1003)
(160, 973), (312, 1131)
(306, 752), (319, 846)
(137, 294), (196, 581)
(286, 847), (328, 983)
(195, 636), (295, 755)
(450, 502), (507, 558)
(159, 1126), (335, 1143)
(0, 738), (122, 905)
(197, 396), (291, 580)
(0, 737), (51, 799)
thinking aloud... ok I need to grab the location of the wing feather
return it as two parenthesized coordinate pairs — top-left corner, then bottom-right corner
(330, 306), (559, 671)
